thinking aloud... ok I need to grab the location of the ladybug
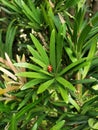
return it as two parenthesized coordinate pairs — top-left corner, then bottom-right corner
(47, 65), (53, 72)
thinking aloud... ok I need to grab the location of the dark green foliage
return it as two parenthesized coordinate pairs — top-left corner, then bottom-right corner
(0, 20), (17, 58)
(0, 0), (98, 129)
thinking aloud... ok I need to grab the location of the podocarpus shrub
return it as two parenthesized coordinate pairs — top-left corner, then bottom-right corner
(0, 0), (98, 130)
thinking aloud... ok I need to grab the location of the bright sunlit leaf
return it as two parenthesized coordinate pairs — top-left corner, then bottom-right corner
(37, 79), (54, 94)
(56, 77), (75, 91)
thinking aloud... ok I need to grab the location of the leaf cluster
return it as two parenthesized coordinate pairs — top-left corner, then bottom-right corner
(0, 0), (98, 129)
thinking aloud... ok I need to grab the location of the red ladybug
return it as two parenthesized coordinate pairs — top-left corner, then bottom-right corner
(47, 65), (52, 72)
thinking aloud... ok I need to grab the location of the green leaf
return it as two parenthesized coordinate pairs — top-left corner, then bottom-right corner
(14, 62), (41, 71)
(82, 38), (97, 79)
(30, 57), (46, 68)
(88, 118), (98, 129)
(59, 86), (68, 103)
(0, 17), (7, 22)
(21, 0), (40, 24)
(27, 45), (42, 61)
(48, 7), (55, 31)
(56, 24), (66, 69)
(82, 96), (98, 114)
(41, 5), (55, 32)
(93, 122), (98, 129)
(18, 91), (33, 110)
(5, 20), (17, 58)
(83, 33), (98, 51)
(72, 78), (97, 84)
(56, 77), (75, 91)
(88, 26), (98, 38)
(69, 96), (80, 112)
(21, 79), (42, 90)
(37, 79), (54, 94)
(64, 46), (77, 62)
(1, 0), (20, 13)
(90, 12), (98, 26)
(0, 30), (4, 57)
(78, 0), (86, 10)
(16, 95), (47, 120)
(32, 123), (37, 130)
(0, 103), (10, 113)
(59, 58), (86, 75)
(77, 24), (92, 53)
(28, 22), (41, 30)
(32, 114), (46, 130)
(39, 69), (53, 76)
(16, 72), (50, 79)
(27, 0), (41, 24)
(89, 118), (96, 127)
(65, 0), (80, 8)
(51, 101), (66, 107)
(8, 114), (17, 130)
(50, 29), (56, 71)
(30, 34), (49, 65)
(50, 120), (65, 130)
(72, 8), (86, 44)
(88, 110), (98, 117)
(41, 5), (51, 30)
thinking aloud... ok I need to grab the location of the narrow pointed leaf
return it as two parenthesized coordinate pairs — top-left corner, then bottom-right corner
(65, 0), (80, 8)
(30, 34), (49, 65)
(0, 30), (4, 57)
(48, 7), (55, 31)
(21, 0), (39, 24)
(59, 86), (68, 103)
(32, 114), (46, 130)
(77, 24), (92, 52)
(59, 58), (86, 75)
(78, 0), (86, 9)
(16, 72), (50, 79)
(17, 91), (36, 110)
(56, 24), (66, 69)
(39, 70), (53, 76)
(8, 114), (17, 130)
(50, 120), (65, 130)
(64, 46), (77, 62)
(69, 96), (80, 112)
(37, 79), (54, 94)
(27, 0), (41, 23)
(16, 96), (47, 120)
(1, 0), (20, 13)
(50, 29), (56, 71)
(82, 38), (97, 79)
(30, 57), (46, 68)
(90, 12), (98, 26)
(41, 5), (51, 30)
(5, 20), (17, 58)
(21, 79), (42, 90)
(27, 45), (42, 61)
(56, 77), (75, 91)
(14, 62), (41, 71)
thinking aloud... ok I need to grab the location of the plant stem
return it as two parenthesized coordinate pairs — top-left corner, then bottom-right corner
(75, 71), (82, 101)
